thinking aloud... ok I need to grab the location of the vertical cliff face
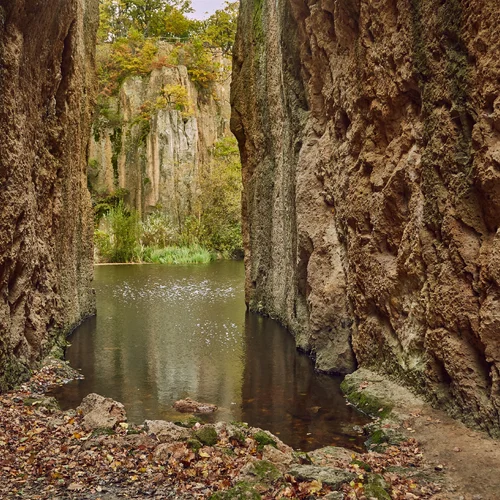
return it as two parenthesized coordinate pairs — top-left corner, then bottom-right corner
(231, 0), (500, 434)
(89, 62), (231, 219)
(0, 0), (98, 390)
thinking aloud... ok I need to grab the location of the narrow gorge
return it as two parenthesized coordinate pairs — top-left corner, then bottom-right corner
(231, 0), (500, 436)
(2, 0), (500, 497)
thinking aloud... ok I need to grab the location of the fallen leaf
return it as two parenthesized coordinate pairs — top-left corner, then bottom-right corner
(67, 482), (85, 491)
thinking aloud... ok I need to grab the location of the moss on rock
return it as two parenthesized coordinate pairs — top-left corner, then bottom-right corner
(209, 481), (261, 499)
(195, 426), (218, 446)
(253, 431), (277, 451)
(340, 378), (393, 419)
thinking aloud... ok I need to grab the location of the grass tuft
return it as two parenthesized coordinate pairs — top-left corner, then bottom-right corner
(140, 245), (216, 265)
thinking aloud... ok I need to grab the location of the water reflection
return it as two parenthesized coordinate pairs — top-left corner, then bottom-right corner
(51, 262), (368, 451)
(241, 313), (366, 450)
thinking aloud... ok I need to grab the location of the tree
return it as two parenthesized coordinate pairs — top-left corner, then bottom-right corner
(201, 2), (238, 54)
(98, 0), (196, 41)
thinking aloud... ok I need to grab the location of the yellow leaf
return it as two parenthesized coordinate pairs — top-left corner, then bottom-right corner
(199, 451), (210, 458)
(106, 454), (113, 463)
(308, 480), (322, 494)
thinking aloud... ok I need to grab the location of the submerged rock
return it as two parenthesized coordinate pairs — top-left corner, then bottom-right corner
(173, 398), (218, 413)
(77, 393), (127, 430)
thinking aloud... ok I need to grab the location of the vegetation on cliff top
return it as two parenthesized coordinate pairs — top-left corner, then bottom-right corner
(96, 0), (237, 96)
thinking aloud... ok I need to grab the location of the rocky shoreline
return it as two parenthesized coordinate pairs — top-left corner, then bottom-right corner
(0, 359), (455, 499)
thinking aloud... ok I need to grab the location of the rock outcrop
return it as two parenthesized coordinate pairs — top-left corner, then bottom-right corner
(89, 56), (231, 218)
(0, 0), (98, 390)
(231, 0), (500, 434)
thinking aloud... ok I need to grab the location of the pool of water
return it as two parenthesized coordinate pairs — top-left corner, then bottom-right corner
(51, 261), (369, 451)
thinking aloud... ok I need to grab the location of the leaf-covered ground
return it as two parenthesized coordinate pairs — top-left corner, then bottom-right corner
(0, 361), (447, 499)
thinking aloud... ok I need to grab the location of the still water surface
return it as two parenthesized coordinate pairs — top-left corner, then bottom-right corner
(52, 262), (369, 451)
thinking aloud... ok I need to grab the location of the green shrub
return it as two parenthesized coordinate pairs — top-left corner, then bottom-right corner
(141, 211), (176, 247)
(193, 136), (243, 258)
(96, 201), (141, 262)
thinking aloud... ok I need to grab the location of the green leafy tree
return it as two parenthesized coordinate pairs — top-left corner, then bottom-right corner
(201, 1), (238, 54)
(96, 201), (141, 262)
(98, 0), (196, 40)
(194, 136), (243, 257)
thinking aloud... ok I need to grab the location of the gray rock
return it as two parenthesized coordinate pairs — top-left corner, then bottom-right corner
(237, 459), (282, 484)
(144, 420), (192, 443)
(287, 465), (355, 489)
(77, 393), (127, 430)
(309, 446), (354, 464)
(261, 444), (295, 471)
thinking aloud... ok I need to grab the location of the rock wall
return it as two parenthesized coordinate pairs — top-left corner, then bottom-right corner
(231, 0), (500, 435)
(0, 0), (98, 390)
(89, 60), (231, 219)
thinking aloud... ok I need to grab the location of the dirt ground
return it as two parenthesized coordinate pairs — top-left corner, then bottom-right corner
(343, 369), (500, 500)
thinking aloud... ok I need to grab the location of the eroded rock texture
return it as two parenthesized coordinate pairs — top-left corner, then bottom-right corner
(89, 60), (231, 219)
(0, 0), (98, 389)
(231, 0), (500, 434)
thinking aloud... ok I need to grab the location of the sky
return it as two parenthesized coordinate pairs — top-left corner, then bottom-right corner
(188, 0), (227, 19)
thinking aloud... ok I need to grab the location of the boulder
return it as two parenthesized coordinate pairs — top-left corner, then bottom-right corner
(309, 446), (354, 464)
(77, 393), (126, 430)
(144, 420), (192, 443)
(261, 445), (295, 472)
(287, 465), (354, 490)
